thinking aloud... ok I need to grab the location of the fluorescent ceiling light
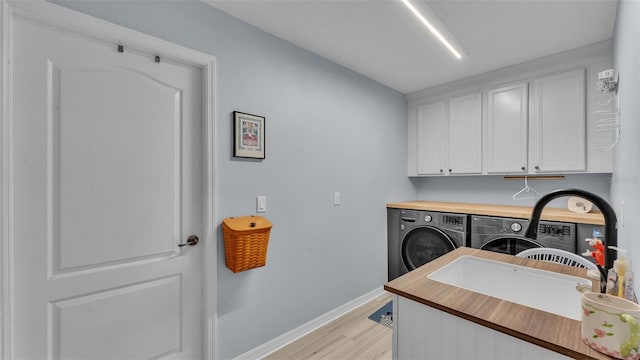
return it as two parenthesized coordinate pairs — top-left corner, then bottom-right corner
(401, 0), (464, 60)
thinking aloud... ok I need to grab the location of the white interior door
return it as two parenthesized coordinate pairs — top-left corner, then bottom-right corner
(11, 14), (203, 359)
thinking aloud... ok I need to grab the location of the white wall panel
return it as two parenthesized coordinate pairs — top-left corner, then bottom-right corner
(612, 0), (640, 294)
(394, 296), (569, 360)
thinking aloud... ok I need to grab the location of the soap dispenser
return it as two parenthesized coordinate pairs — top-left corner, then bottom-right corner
(607, 246), (630, 299)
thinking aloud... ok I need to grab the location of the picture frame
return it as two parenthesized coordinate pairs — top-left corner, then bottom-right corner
(233, 111), (265, 159)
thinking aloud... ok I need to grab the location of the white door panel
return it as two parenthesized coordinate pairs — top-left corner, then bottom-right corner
(56, 67), (181, 272)
(416, 101), (446, 175)
(530, 69), (586, 172)
(485, 83), (529, 174)
(448, 93), (482, 174)
(52, 276), (181, 359)
(12, 16), (202, 359)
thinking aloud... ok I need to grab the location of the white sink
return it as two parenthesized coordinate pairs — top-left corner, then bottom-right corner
(427, 255), (590, 320)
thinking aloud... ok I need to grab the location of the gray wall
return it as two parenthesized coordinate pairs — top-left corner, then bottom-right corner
(50, 1), (414, 358)
(613, 1), (640, 288)
(413, 174), (612, 208)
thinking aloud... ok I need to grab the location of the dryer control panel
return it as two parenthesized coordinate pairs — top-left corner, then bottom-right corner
(470, 215), (576, 254)
(538, 223), (572, 237)
(442, 215), (464, 226)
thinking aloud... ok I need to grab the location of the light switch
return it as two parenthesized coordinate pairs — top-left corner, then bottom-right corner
(334, 192), (341, 206)
(257, 196), (266, 213)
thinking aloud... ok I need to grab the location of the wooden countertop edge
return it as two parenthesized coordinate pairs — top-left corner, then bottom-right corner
(387, 200), (605, 225)
(384, 247), (612, 360)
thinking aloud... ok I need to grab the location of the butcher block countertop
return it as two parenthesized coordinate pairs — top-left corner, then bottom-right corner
(384, 247), (612, 360)
(387, 200), (605, 225)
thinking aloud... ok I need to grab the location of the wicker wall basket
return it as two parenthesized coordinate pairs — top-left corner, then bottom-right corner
(222, 215), (273, 273)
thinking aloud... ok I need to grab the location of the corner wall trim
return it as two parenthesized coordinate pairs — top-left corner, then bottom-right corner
(233, 286), (386, 360)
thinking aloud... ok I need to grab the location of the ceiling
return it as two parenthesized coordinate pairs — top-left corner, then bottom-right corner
(202, 0), (618, 94)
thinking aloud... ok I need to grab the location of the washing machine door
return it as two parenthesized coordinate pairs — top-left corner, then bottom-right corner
(401, 226), (456, 271)
(480, 236), (542, 255)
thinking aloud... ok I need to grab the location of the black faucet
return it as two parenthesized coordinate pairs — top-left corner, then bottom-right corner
(524, 189), (617, 293)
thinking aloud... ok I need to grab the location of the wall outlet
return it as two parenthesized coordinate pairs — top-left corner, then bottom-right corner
(257, 196), (266, 213)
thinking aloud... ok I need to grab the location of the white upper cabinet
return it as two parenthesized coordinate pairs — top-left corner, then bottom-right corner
(416, 94), (482, 176)
(417, 101), (446, 175)
(530, 69), (586, 173)
(448, 93), (482, 174)
(485, 83), (529, 174)
(485, 71), (586, 175)
(406, 42), (612, 176)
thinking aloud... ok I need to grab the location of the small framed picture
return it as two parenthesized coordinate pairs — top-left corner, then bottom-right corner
(233, 111), (265, 159)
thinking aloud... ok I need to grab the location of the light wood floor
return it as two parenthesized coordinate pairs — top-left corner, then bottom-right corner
(264, 292), (393, 360)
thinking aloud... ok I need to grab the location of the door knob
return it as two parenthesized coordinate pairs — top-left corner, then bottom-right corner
(179, 235), (199, 247)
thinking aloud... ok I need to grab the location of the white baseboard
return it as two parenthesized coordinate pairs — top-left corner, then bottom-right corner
(233, 286), (386, 360)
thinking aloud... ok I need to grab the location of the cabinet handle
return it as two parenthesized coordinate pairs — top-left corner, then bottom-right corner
(449, 169), (452, 172)
(521, 166), (526, 171)
(440, 169), (443, 173)
(534, 165), (540, 170)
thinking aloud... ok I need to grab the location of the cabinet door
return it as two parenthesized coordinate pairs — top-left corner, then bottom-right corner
(449, 93), (482, 174)
(530, 69), (586, 172)
(485, 83), (529, 174)
(417, 101), (446, 175)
